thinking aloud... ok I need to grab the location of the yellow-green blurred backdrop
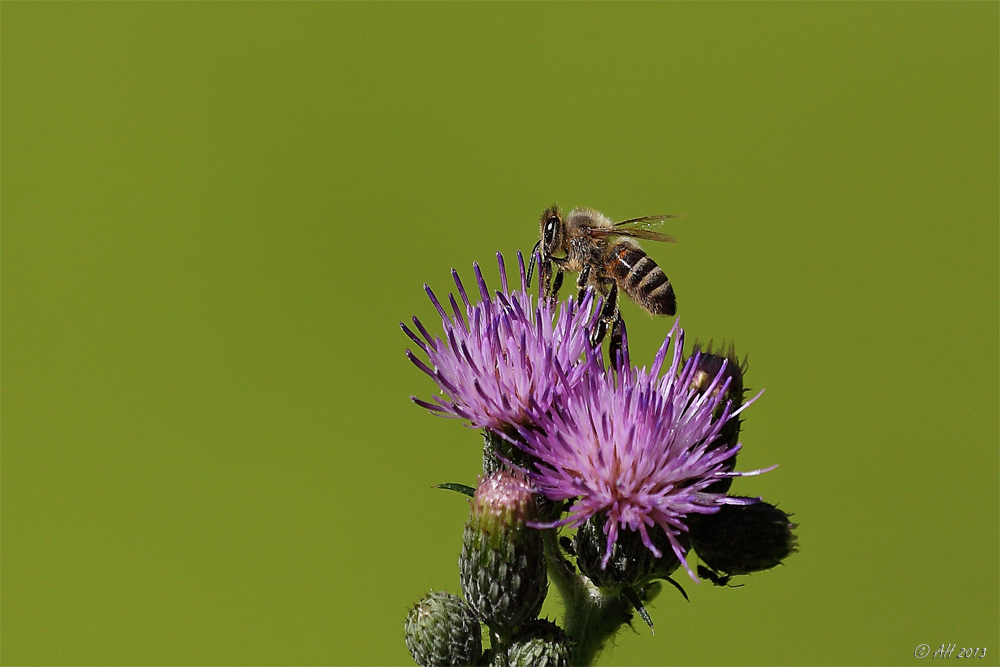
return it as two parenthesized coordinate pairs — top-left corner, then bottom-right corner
(3, 3), (997, 665)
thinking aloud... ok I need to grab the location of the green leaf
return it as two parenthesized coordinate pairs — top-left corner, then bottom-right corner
(435, 482), (476, 497)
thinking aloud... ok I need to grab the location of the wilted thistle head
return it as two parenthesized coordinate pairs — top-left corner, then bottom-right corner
(402, 251), (600, 434)
(688, 498), (799, 577)
(512, 323), (765, 578)
(688, 341), (750, 494)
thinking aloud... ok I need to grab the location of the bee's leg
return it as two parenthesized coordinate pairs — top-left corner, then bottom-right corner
(589, 283), (619, 346)
(544, 256), (569, 303)
(526, 240), (541, 288)
(604, 280), (623, 345)
(575, 264), (591, 304)
(608, 316), (630, 373)
(550, 268), (564, 303)
(536, 257), (552, 299)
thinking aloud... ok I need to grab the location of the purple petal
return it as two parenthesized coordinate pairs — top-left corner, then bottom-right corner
(424, 284), (447, 320)
(452, 268), (470, 308)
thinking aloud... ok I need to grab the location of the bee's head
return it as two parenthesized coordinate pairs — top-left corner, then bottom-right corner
(539, 205), (564, 258)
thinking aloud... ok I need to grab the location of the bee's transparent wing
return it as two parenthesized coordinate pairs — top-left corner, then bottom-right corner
(614, 214), (681, 228)
(587, 215), (681, 243)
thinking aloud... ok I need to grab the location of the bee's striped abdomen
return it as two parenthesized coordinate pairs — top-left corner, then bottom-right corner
(608, 242), (676, 316)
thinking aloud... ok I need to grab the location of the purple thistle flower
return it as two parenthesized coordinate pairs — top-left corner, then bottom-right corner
(512, 322), (768, 579)
(402, 251), (601, 433)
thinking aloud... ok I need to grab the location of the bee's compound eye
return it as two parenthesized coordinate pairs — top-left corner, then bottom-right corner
(544, 218), (558, 244)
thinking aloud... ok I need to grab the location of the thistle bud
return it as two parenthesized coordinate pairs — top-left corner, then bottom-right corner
(405, 591), (483, 667)
(574, 514), (687, 590)
(688, 342), (748, 493)
(507, 619), (572, 667)
(689, 499), (798, 577)
(460, 471), (548, 637)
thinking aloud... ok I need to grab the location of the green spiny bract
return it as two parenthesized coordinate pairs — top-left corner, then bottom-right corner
(574, 513), (687, 591)
(405, 591), (483, 667)
(482, 429), (535, 477)
(507, 619), (572, 667)
(460, 471), (548, 638)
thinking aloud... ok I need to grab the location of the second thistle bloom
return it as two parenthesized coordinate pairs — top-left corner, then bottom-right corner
(513, 323), (763, 577)
(403, 252), (600, 433)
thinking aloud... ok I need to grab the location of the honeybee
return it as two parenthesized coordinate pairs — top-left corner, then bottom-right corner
(528, 205), (679, 342)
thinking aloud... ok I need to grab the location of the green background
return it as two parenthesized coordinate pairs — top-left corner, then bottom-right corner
(3, 3), (997, 665)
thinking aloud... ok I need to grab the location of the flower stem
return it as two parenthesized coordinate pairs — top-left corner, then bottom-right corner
(542, 530), (633, 666)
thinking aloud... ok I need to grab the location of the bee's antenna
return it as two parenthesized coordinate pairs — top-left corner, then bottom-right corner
(526, 240), (541, 288)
